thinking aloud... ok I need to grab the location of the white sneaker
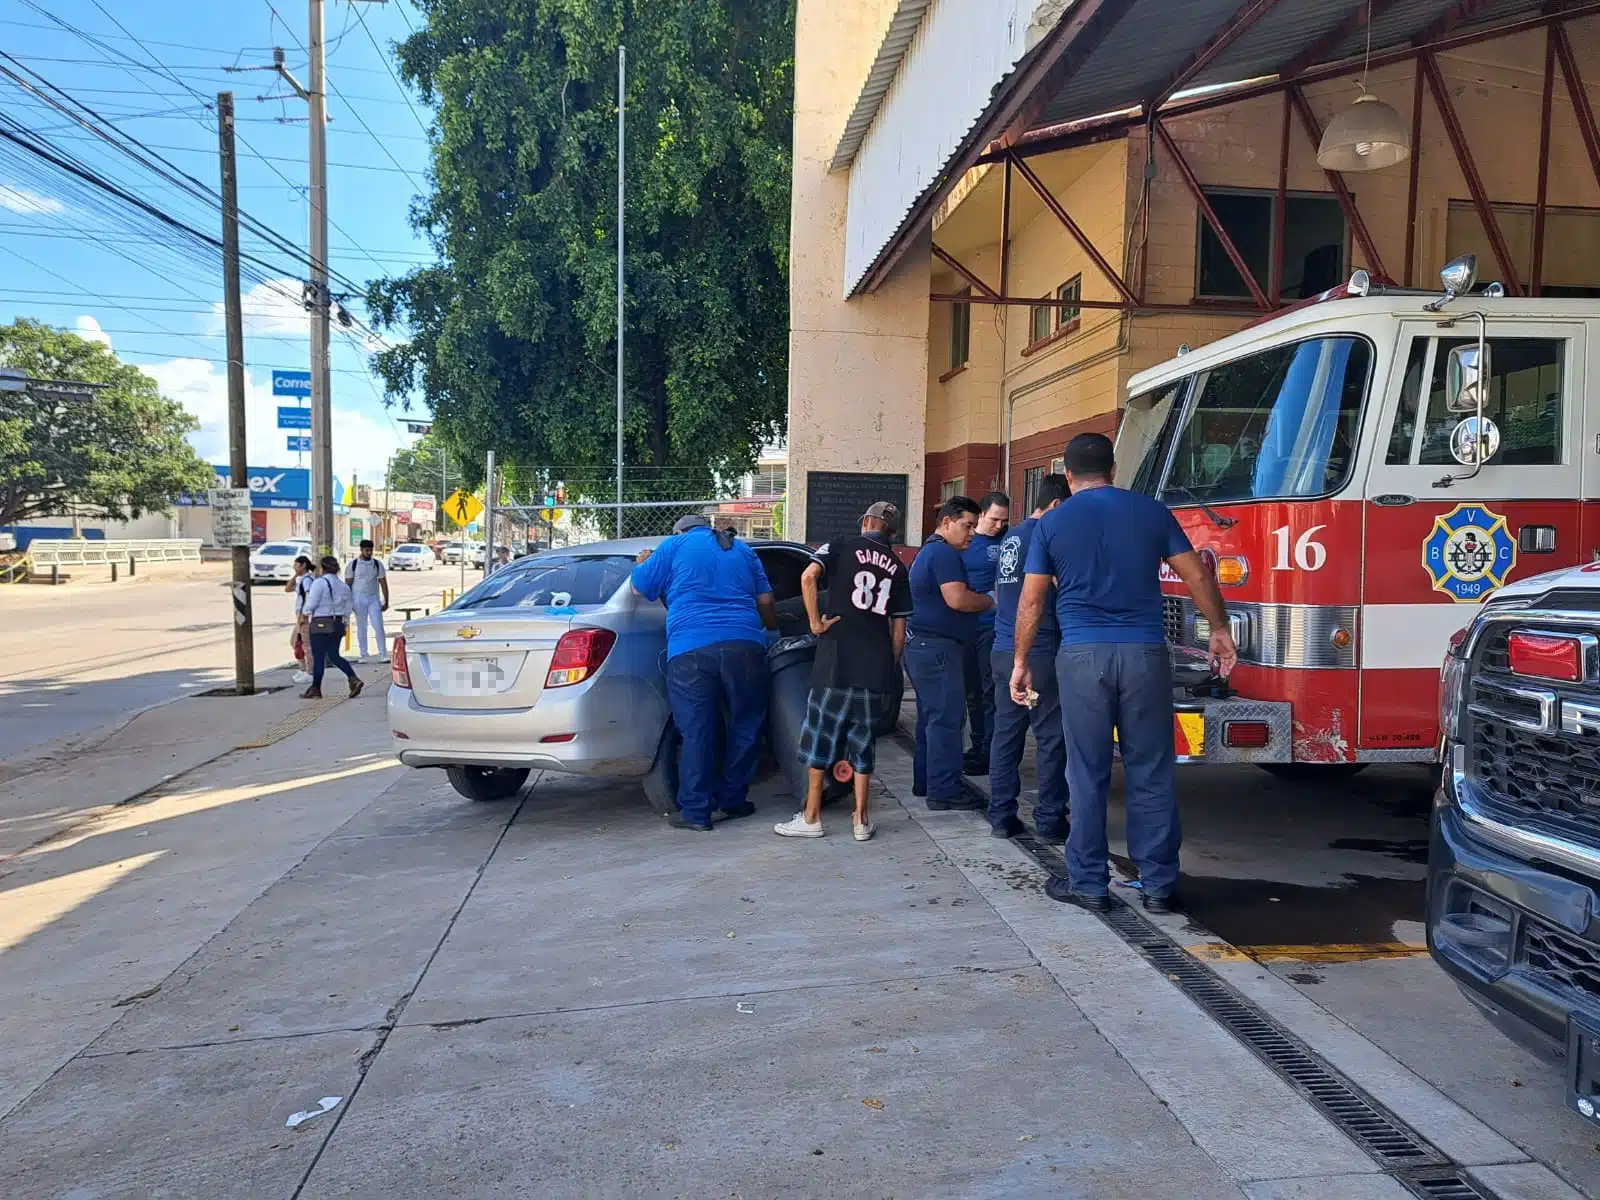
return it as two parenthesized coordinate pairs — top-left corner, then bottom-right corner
(853, 820), (876, 842)
(292, 671), (312, 684)
(773, 813), (824, 839)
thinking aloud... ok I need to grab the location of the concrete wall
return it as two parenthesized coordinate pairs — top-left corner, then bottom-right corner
(788, 0), (932, 543)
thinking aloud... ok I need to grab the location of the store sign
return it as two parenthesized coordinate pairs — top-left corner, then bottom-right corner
(278, 406), (311, 430)
(272, 370), (312, 397)
(178, 465), (311, 511)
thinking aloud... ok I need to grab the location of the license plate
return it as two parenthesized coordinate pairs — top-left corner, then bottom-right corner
(1568, 1015), (1600, 1121)
(437, 656), (506, 695)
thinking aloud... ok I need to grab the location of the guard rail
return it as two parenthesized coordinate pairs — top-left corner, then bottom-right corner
(26, 538), (203, 567)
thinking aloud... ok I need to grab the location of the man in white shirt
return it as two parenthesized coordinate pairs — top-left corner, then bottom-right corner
(344, 539), (390, 662)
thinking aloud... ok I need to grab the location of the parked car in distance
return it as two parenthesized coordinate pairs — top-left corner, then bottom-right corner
(389, 543), (434, 572)
(249, 541), (311, 584)
(441, 540), (473, 565)
(1430, 561), (1600, 1124)
(386, 537), (894, 806)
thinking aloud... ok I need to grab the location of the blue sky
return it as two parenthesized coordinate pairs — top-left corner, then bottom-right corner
(0, 0), (435, 484)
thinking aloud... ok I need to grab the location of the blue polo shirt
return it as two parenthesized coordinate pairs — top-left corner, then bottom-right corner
(963, 532), (1003, 631)
(1024, 486), (1192, 646)
(993, 517), (1057, 655)
(630, 528), (773, 659)
(908, 535), (977, 643)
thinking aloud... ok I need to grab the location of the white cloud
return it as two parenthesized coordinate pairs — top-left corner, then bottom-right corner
(74, 315), (112, 349)
(0, 184), (65, 216)
(209, 278), (310, 339)
(141, 355), (407, 485)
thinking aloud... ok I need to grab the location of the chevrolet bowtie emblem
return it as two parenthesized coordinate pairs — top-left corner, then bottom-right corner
(456, 626), (481, 640)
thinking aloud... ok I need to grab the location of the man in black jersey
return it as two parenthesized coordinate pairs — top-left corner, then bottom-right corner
(775, 501), (911, 842)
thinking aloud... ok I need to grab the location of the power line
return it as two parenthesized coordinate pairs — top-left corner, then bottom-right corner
(349, 3), (429, 139)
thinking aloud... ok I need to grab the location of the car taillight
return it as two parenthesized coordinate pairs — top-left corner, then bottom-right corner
(546, 628), (616, 688)
(1221, 721), (1270, 749)
(1507, 631), (1583, 682)
(391, 635), (412, 689)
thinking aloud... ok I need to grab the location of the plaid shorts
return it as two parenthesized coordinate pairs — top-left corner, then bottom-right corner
(797, 687), (885, 775)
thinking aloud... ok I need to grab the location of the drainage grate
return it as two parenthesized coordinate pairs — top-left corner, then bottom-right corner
(996, 819), (1503, 1200)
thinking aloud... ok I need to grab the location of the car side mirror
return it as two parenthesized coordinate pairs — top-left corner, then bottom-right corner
(1446, 342), (1491, 414)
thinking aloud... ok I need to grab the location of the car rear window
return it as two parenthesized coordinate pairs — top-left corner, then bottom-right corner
(260, 543), (298, 555)
(397, 545), (424, 553)
(455, 556), (636, 610)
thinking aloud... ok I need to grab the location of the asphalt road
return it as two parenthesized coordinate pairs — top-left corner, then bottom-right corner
(0, 560), (468, 760)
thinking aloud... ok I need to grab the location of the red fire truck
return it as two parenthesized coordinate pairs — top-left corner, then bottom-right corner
(1116, 254), (1588, 773)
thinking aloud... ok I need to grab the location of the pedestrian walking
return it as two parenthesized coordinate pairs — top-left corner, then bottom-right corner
(343, 540), (391, 663)
(961, 491), (1009, 775)
(775, 501), (910, 843)
(630, 514), (779, 832)
(904, 496), (991, 811)
(1010, 434), (1235, 914)
(287, 554), (315, 684)
(988, 475), (1071, 843)
(300, 555), (364, 700)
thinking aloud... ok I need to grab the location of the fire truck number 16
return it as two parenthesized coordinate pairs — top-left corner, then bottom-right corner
(1270, 525), (1328, 572)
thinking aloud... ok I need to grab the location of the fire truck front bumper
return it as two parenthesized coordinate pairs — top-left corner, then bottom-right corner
(1168, 695), (1294, 763)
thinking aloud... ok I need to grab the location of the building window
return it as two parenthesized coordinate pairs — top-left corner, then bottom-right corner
(1056, 276), (1081, 329)
(1197, 189), (1347, 302)
(1445, 202), (1600, 297)
(1029, 302), (1052, 345)
(1022, 466), (1044, 514)
(750, 464), (786, 496)
(949, 289), (971, 370)
(940, 477), (964, 503)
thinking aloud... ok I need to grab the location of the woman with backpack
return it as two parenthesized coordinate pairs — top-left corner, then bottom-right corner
(300, 554), (363, 700)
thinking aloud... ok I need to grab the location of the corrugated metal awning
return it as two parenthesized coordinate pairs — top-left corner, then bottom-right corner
(830, 0), (936, 173)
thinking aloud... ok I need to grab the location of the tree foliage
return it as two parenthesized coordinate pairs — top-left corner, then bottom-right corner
(368, 0), (794, 501)
(0, 319), (214, 529)
(385, 435), (460, 515)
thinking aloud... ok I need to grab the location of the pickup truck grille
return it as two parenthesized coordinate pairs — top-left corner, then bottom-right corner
(1524, 920), (1600, 1004)
(1466, 624), (1600, 845)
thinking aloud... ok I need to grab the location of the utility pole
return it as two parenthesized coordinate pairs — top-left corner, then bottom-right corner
(219, 91), (255, 694)
(273, 3), (333, 557)
(484, 450), (496, 578)
(615, 45), (625, 538)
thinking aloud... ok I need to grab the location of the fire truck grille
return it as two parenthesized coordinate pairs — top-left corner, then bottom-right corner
(1163, 596), (1185, 645)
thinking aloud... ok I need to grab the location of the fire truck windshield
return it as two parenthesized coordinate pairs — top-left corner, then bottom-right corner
(1122, 335), (1372, 504)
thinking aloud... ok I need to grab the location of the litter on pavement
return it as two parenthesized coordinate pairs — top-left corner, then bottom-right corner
(285, 1096), (343, 1128)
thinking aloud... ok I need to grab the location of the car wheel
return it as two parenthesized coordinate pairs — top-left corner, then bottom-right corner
(1259, 763), (1369, 784)
(446, 765), (530, 802)
(641, 722), (682, 815)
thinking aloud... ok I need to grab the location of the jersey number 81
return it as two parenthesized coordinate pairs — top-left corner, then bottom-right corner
(851, 571), (893, 615)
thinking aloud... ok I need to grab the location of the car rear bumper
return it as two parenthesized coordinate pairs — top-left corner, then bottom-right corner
(386, 672), (667, 777)
(1428, 773), (1600, 1064)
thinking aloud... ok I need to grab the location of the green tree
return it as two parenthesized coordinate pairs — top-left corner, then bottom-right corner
(0, 319), (214, 530)
(385, 435), (459, 517)
(367, 0), (793, 501)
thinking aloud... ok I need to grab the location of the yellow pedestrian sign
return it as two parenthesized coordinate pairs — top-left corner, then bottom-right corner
(445, 489), (484, 527)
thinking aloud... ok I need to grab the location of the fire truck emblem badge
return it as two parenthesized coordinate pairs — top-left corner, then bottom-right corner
(1423, 504), (1517, 603)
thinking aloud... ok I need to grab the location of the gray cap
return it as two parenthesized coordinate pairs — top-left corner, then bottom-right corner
(863, 501), (900, 532)
(672, 513), (711, 534)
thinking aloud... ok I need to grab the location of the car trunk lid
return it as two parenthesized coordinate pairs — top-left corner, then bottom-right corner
(404, 612), (575, 711)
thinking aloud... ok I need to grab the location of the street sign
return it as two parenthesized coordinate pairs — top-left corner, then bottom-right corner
(404, 421), (433, 435)
(287, 435), (312, 452)
(444, 489), (484, 526)
(271, 369), (312, 397)
(277, 406), (311, 430)
(208, 487), (253, 547)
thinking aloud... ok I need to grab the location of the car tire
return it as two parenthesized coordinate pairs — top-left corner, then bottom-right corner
(446, 765), (530, 802)
(641, 722), (682, 815)
(1259, 763), (1369, 784)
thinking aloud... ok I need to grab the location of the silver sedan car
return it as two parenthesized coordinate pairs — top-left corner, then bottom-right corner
(387, 537), (825, 803)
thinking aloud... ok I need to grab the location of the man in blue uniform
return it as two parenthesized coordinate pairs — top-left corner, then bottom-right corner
(631, 515), (779, 832)
(961, 491), (1010, 775)
(1011, 434), (1235, 914)
(905, 496), (991, 810)
(988, 475), (1070, 842)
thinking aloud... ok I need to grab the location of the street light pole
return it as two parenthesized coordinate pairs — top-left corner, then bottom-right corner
(615, 44), (625, 538)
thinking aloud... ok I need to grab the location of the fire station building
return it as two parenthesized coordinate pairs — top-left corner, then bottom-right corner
(786, 0), (1600, 539)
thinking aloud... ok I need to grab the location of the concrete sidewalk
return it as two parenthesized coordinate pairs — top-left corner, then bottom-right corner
(0, 663), (390, 860)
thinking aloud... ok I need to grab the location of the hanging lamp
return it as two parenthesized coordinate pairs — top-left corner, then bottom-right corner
(1316, 1), (1411, 173)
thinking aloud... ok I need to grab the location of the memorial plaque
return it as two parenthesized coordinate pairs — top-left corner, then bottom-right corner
(804, 471), (909, 545)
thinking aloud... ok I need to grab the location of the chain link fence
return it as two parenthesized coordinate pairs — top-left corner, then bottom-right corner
(484, 465), (787, 555)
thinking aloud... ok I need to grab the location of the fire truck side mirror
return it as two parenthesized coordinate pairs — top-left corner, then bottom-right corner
(1449, 415), (1501, 467)
(1446, 342), (1492, 414)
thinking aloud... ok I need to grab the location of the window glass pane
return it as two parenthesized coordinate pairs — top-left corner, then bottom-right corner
(1119, 380), (1188, 497)
(1022, 466), (1044, 513)
(1160, 337), (1371, 503)
(940, 477), (964, 502)
(1281, 196), (1347, 300)
(455, 556), (636, 609)
(1386, 338), (1431, 464)
(1417, 338), (1564, 466)
(1198, 192), (1272, 299)
(1030, 304), (1052, 343)
(1056, 277), (1081, 328)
